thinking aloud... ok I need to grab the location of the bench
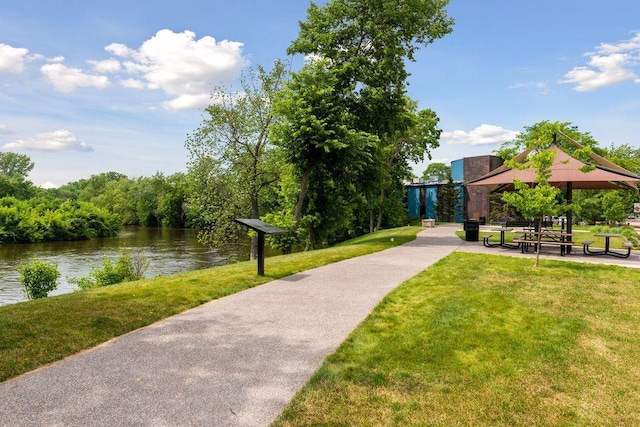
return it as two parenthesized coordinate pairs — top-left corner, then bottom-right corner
(482, 234), (493, 247)
(513, 238), (573, 256)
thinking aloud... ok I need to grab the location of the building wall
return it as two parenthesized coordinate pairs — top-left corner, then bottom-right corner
(406, 184), (439, 219)
(406, 156), (502, 223)
(407, 186), (420, 218)
(463, 155), (503, 221)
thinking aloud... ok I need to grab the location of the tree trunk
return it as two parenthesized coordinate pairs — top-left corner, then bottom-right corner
(294, 167), (311, 226)
(369, 206), (374, 233)
(376, 188), (385, 231)
(535, 217), (542, 267)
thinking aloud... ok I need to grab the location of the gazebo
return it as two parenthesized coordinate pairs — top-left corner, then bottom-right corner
(466, 136), (640, 251)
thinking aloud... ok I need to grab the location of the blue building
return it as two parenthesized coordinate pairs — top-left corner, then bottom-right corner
(406, 178), (441, 219)
(407, 155), (503, 223)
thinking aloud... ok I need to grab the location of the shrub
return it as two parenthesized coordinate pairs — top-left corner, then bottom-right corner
(69, 249), (149, 290)
(18, 259), (60, 300)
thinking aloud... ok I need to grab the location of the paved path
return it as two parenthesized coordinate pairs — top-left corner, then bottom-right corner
(0, 226), (463, 427)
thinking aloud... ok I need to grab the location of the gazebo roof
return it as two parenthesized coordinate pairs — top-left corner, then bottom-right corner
(466, 144), (640, 191)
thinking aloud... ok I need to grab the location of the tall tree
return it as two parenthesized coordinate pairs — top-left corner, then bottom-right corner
(0, 152), (36, 199)
(422, 162), (451, 181)
(276, 0), (452, 242)
(186, 61), (287, 258)
(0, 152), (34, 178)
(272, 59), (376, 229)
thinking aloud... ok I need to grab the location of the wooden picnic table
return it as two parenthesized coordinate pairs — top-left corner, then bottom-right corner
(513, 230), (574, 256)
(583, 233), (632, 258)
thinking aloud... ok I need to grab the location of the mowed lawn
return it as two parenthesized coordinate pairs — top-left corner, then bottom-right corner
(275, 252), (640, 426)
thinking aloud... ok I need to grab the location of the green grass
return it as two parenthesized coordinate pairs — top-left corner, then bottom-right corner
(274, 252), (640, 426)
(0, 226), (421, 383)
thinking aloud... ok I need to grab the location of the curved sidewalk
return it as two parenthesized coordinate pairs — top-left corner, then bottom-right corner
(0, 226), (462, 427)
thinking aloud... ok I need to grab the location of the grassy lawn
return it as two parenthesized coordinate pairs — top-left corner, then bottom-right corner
(0, 226), (421, 383)
(275, 252), (640, 426)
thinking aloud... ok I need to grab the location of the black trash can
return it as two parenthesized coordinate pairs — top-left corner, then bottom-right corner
(464, 219), (479, 241)
(479, 216), (486, 225)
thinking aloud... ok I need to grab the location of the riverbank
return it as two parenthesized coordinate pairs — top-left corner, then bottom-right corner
(0, 226), (244, 307)
(0, 226), (421, 383)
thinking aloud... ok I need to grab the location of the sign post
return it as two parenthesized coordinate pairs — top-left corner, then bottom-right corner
(234, 219), (285, 276)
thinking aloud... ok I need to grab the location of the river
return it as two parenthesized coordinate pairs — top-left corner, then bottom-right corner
(0, 227), (250, 307)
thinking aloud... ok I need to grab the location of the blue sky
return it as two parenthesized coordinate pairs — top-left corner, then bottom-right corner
(1, 1), (639, 187)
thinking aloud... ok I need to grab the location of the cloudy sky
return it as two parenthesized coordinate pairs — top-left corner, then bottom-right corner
(1, 1), (639, 187)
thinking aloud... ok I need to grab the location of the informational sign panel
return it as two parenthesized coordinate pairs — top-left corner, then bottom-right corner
(634, 203), (640, 214)
(234, 219), (285, 276)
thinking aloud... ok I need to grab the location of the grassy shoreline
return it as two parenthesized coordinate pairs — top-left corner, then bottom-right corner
(0, 226), (421, 383)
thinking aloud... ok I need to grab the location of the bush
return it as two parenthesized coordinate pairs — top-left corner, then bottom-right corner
(18, 259), (60, 300)
(69, 249), (149, 290)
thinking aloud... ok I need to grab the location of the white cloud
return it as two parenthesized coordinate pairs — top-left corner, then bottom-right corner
(163, 93), (212, 110)
(0, 124), (14, 135)
(508, 81), (551, 95)
(560, 31), (640, 91)
(3, 129), (94, 152)
(442, 124), (518, 146)
(0, 43), (29, 74)
(39, 181), (59, 189)
(120, 78), (145, 89)
(41, 62), (111, 93)
(90, 58), (121, 73)
(107, 29), (249, 110)
(105, 43), (135, 57)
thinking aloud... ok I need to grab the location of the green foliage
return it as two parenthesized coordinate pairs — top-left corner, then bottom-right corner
(0, 197), (121, 243)
(274, 0), (451, 243)
(435, 175), (462, 222)
(0, 152), (34, 178)
(601, 191), (630, 224)
(186, 62), (287, 254)
(18, 259), (60, 300)
(69, 250), (148, 290)
(493, 120), (600, 161)
(262, 211), (307, 254)
(422, 162), (451, 181)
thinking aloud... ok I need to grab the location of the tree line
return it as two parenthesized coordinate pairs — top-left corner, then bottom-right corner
(0, 153), (189, 243)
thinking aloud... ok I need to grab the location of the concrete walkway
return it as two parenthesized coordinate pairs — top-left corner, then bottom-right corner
(0, 226), (463, 427)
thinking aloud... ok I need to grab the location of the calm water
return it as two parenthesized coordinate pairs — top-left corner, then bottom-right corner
(0, 227), (249, 307)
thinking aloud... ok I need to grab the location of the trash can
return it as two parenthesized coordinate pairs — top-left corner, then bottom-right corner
(464, 219), (479, 241)
(479, 216), (486, 225)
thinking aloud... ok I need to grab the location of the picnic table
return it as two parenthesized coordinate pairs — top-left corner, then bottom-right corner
(513, 229), (574, 256)
(582, 233), (632, 258)
(483, 227), (519, 249)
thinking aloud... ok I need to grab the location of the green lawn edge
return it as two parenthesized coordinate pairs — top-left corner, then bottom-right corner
(274, 252), (640, 426)
(0, 226), (421, 383)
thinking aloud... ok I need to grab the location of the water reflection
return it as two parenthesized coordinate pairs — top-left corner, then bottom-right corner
(0, 227), (249, 307)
